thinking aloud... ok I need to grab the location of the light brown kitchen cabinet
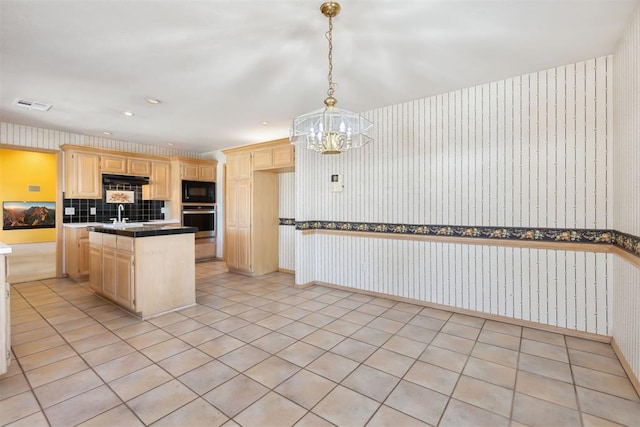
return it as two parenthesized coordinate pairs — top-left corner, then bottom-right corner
(101, 156), (127, 174)
(115, 237), (135, 311)
(223, 147), (279, 276)
(128, 159), (151, 176)
(181, 163), (199, 180)
(227, 151), (252, 179)
(89, 242), (102, 293)
(143, 161), (171, 200)
(180, 160), (217, 182)
(225, 177), (253, 272)
(62, 146), (101, 198)
(101, 234), (117, 301)
(102, 156), (151, 176)
(252, 141), (295, 171)
(198, 164), (216, 181)
(252, 149), (273, 170)
(91, 233), (133, 310)
(64, 226), (90, 280)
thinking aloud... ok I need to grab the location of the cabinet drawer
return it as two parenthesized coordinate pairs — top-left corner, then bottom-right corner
(116, 236), (134, 252)
(89, 231), (103, 245)
(102, 234), (117, 249)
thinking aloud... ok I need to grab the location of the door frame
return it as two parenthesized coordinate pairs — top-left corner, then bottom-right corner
(0, 143), (64, 278)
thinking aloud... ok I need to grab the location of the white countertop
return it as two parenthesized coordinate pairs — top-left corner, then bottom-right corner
(63, 222), (103, 228)
(63, 219), (180, 228)
(0, 242), (12, 255)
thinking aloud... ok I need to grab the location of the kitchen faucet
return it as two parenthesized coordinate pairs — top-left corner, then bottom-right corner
(117, 204), (125, 223)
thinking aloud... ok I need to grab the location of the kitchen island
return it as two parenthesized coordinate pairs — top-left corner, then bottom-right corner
(89, 224), (197, 319)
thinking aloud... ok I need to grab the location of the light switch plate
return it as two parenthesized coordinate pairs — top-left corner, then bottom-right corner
(64, 207), (75, 215)
(161, 207), (166, 214)
(331, 174), (343, 192)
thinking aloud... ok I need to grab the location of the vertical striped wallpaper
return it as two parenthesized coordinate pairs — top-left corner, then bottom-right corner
(279, 172), (295, 218)
(298, 57), (612, 230)
(612, 3), (640, 381)
(279, 172), (295, 270)
(613, 5), (640, 238)
(0, 122), (205, 158)
(311, 234), (612, 335)
(296, 56), (615, 336)
(279, 226), (295, 271)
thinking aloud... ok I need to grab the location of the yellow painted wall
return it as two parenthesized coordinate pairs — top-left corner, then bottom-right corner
(0, 148), (57, 244)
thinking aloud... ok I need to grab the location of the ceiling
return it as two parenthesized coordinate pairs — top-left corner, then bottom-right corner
(1, 0), (638, 154)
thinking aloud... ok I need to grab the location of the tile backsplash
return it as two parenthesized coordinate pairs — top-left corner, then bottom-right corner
(63, 183), (164, 223)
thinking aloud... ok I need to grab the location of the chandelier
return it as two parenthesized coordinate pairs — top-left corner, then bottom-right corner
(290, 2), (373, 154)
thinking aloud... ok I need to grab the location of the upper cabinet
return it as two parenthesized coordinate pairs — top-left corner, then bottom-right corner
(61, 145), (182, 201)
(227, 151), (252, 180)
(252, 139), (295, 172)
(62, 146), (101, 199)
(179, 160), (217, 182)
(143, 161), (171, 200)
(101, 156), (127, 174)
(102, 156), (151, 176)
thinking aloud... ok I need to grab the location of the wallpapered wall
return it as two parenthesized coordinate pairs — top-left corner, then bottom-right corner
(612, 3), (640, 383)
(296, 56), (614, 337)
(279, 172), (295, 271)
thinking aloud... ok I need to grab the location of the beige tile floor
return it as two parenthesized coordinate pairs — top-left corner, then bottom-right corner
(1, 260), (639, 426)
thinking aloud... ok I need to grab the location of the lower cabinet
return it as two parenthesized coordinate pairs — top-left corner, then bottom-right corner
(89, 232), (136, 313)
(89, 244), (102, 293)
(115, 251), (135, 311)
(65, 226), (90, 280)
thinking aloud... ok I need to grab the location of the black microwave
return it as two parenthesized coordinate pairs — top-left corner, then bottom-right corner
(182, 180), (215, 203)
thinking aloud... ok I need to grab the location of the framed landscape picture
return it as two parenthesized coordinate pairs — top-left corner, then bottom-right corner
(2, 201), (56, 230)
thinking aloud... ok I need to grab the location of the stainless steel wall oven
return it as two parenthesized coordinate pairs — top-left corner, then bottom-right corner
(182, 204), (216, 239)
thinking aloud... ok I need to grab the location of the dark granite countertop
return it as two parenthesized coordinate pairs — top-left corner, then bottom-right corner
(88, 224), (197, 238)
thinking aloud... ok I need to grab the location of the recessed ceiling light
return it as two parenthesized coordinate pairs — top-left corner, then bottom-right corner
(103, 131), (112, 135)
(147, 98), (161, 105)
(167, 142), (175, 146)
(261, 121), (269, 125)
(123, 111), (134, 117)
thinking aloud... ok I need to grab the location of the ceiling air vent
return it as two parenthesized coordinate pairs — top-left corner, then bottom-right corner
(14, 98), (53, 111)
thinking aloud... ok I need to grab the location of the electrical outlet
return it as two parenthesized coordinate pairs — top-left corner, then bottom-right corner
(64, 207), (75, 215)
(90, 207), (96, 215)
(161, 207), (166, 214)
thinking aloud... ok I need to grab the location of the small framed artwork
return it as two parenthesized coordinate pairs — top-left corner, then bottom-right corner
(3, 201), (56, 230)
(106, 190), (135, 203)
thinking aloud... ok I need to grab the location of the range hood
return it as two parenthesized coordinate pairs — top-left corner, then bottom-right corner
(102, 174), (150, 186)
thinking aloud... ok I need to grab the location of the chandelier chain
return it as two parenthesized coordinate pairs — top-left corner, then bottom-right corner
(326, 16), (337, 98)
